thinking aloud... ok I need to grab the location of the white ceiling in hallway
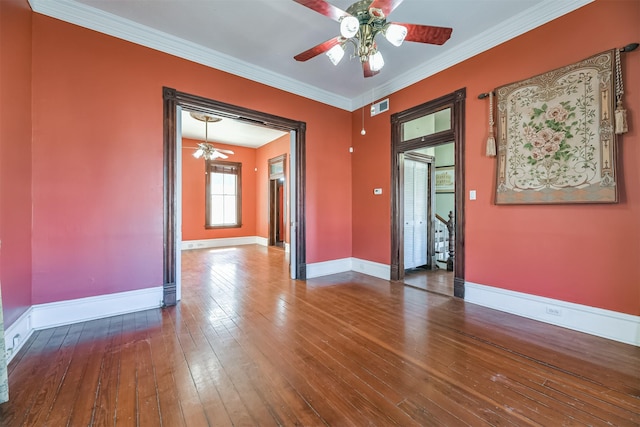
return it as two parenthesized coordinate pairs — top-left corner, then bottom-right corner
(181, 110), (288, 149)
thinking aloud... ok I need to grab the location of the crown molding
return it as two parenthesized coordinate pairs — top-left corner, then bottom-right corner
(28, 0), (353, 110)
(30, 0), (592, 112)
(350, 0), (594, 110)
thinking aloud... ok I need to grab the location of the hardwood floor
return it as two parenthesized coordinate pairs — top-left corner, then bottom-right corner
(403, 267), (454, 296)
(1, 244), (638, 426)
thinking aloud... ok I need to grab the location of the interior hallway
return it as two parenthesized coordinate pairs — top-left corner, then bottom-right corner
(0, 245), (638, 425)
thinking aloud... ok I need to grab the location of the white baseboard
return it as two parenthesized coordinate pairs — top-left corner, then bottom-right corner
(465, 282), (640, 346)
(30, 286), (163, 331)
(307, 257), (352, 278)
(352, 258), (391, 280)
(307, 257), (391, 280)
(182, 237), (259, 250)
(4, 287), (163, 362)
(182, 237), (289, 251)
(4, 307), (34, 363)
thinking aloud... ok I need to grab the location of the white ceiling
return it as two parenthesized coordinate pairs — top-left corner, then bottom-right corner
(29, 0), (593, 145)
(181, 110), (287, 148)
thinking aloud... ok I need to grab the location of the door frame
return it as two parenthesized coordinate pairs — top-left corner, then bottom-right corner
(390, 88), (466, 297)
(162, 87), (307, 306)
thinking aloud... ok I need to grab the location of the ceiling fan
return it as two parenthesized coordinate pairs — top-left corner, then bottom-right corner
(293, 0), (453, 77)
(189, 112), (234, 160)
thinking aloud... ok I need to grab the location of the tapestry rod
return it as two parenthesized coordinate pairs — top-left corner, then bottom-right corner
(476, 42), (639, 100)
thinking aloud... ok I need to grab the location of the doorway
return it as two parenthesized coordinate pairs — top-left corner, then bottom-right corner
(270, 179), (285, 247)
(162, 88), (307, 306)
(269, 154), (287, 248)
(403, 153), (435, 271)
(390, 88), (466, 298)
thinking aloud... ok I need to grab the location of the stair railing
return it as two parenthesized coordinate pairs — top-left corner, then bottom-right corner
(435, 211), (455, 271)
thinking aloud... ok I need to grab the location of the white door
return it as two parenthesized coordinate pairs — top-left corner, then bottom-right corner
(404, 159), (429, 270)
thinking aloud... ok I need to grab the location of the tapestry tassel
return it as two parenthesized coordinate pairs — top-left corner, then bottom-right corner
(615, 103), (628, 134)
(486, 92), (497, 156)
(614, 49), (628, 135)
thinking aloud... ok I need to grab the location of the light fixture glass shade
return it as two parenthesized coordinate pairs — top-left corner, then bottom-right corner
(326, 44), (345, 65)
(369, 51), (384, 72)
(340, 16), (359, 38)
(193, 147), (204, 158)
(385, 24), (407, 46)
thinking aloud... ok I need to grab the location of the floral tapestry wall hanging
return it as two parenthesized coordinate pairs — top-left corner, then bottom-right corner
(495, 49), (618, 204)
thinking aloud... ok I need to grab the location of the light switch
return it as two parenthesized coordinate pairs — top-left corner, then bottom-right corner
(469, 190), (477, 200)
(374, 188), (383, 195)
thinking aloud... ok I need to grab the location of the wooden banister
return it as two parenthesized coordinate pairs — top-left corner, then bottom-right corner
(435, 213), (448, 224)
(447, 211), (455, 271)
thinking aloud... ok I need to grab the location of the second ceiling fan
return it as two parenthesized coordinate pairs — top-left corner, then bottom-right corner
(293, 0), (453, 77)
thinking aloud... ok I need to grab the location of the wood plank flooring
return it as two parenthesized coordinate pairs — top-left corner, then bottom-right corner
(403, 267), (453, 296)
(1, 244), (638, 426)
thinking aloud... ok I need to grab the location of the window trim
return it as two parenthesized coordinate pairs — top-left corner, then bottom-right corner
(205, 160), (242, 229)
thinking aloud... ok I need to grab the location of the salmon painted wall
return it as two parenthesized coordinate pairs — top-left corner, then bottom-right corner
(255, 135), (290, 241)
(182, 138), (257, 240)
(352, 0), (640, 315)
(0, 0), (33, 327)
(30, 14), (352, 304)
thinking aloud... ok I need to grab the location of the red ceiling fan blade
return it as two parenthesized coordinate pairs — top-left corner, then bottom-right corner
(363, 61), (380, 78)
(293, 0), (350, 22)
(294, 37), (342, 61)
(369, 0), (404, 17)
(395, 23), (453, 45)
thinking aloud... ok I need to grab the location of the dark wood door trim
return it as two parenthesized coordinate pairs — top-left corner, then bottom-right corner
(390, 88), (466, 298)
(162, 87), (307, 306)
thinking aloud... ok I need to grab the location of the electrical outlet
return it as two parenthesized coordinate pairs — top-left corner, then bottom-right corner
(546, 306), (562, 316)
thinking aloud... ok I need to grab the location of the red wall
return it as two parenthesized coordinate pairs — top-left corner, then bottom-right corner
(181, 138), (257, 240)
(255, 135), (290, 241)
(351, 0), (640, 315)
(0, 0), (33, 326)
(8, 0), (635, 326)
(29, 13), (352, 304)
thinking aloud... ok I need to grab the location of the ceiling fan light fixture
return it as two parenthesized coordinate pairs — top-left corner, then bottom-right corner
(369, 51), (384, 72)
(193, 147), (204, 159)
(326, 44), (345, 65)
(384, 23), (407, 47)
(339, 16), (359, 38)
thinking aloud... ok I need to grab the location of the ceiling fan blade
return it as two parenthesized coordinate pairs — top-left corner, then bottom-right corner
(216, 148), (235, 155)
(394, 23), (453, 45)
(369, 0), (404, 17)
(216, 151), (229, 159)
(294, 36), (342, 61)
(293, 0), (350, 22)
(363, 61), (380, 78)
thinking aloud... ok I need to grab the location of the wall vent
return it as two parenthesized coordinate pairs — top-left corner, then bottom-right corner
(370, 98), (389, 116)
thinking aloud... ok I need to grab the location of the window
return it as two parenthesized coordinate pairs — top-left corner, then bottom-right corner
(205, 161), (241, 228)
(402, 107), (451, 142)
